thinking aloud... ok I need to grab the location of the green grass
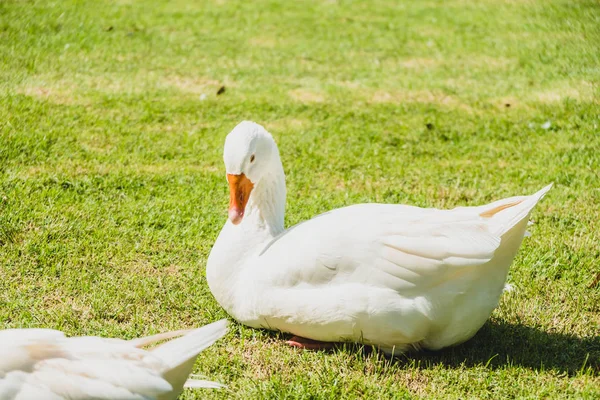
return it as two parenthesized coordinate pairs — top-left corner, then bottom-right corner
(1, 0), (599, 398)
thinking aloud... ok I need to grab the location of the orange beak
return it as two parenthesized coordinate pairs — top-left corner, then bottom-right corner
(227, 173), (254, 225)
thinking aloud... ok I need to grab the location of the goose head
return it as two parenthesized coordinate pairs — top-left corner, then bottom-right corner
(223, 121), (279, 225)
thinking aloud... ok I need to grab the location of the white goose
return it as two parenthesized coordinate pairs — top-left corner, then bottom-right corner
(207, 121), (551, 354)
(0, 320), (227, 399)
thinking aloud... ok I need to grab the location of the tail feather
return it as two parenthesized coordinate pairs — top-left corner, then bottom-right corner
(152, 319), (228, 370)
(479, 199), (524, 218)
(486, 184), (552, 237)
(129, 329), (192, 348)
(185, 376), (226, 389)
(153, 319), (228, 400)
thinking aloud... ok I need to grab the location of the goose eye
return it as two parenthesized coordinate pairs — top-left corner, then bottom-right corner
(250, 154), (255, 163)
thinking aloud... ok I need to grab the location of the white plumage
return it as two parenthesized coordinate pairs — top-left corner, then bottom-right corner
(207, 121), (551, 354)
(0, 320), (227, 399)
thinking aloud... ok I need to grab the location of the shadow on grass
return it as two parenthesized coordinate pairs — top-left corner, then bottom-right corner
(408, 320), (599, 376)
(276, 320), (599, 376)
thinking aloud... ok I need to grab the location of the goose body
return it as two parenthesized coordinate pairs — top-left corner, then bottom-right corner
(207, 121), (551, 354)
(0, 320), (227, 399)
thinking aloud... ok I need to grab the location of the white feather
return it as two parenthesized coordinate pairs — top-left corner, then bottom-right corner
(0, 320), (227, 399)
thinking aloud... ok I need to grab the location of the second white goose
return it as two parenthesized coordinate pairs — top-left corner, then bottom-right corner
(0, 320), (228, 399)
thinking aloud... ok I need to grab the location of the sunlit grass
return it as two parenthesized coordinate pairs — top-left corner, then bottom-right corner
(0, 0), (598, 398)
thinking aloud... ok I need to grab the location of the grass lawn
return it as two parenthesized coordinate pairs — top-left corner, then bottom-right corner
(1, 0), (599, 398)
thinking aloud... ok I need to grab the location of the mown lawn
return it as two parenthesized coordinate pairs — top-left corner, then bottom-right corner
(1, 0), (599, 398)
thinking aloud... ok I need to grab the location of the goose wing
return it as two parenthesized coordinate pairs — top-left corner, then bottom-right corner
(256, 203), (501, 292)
(0, 320), (228, 400)
(0, 332), (171, 400)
